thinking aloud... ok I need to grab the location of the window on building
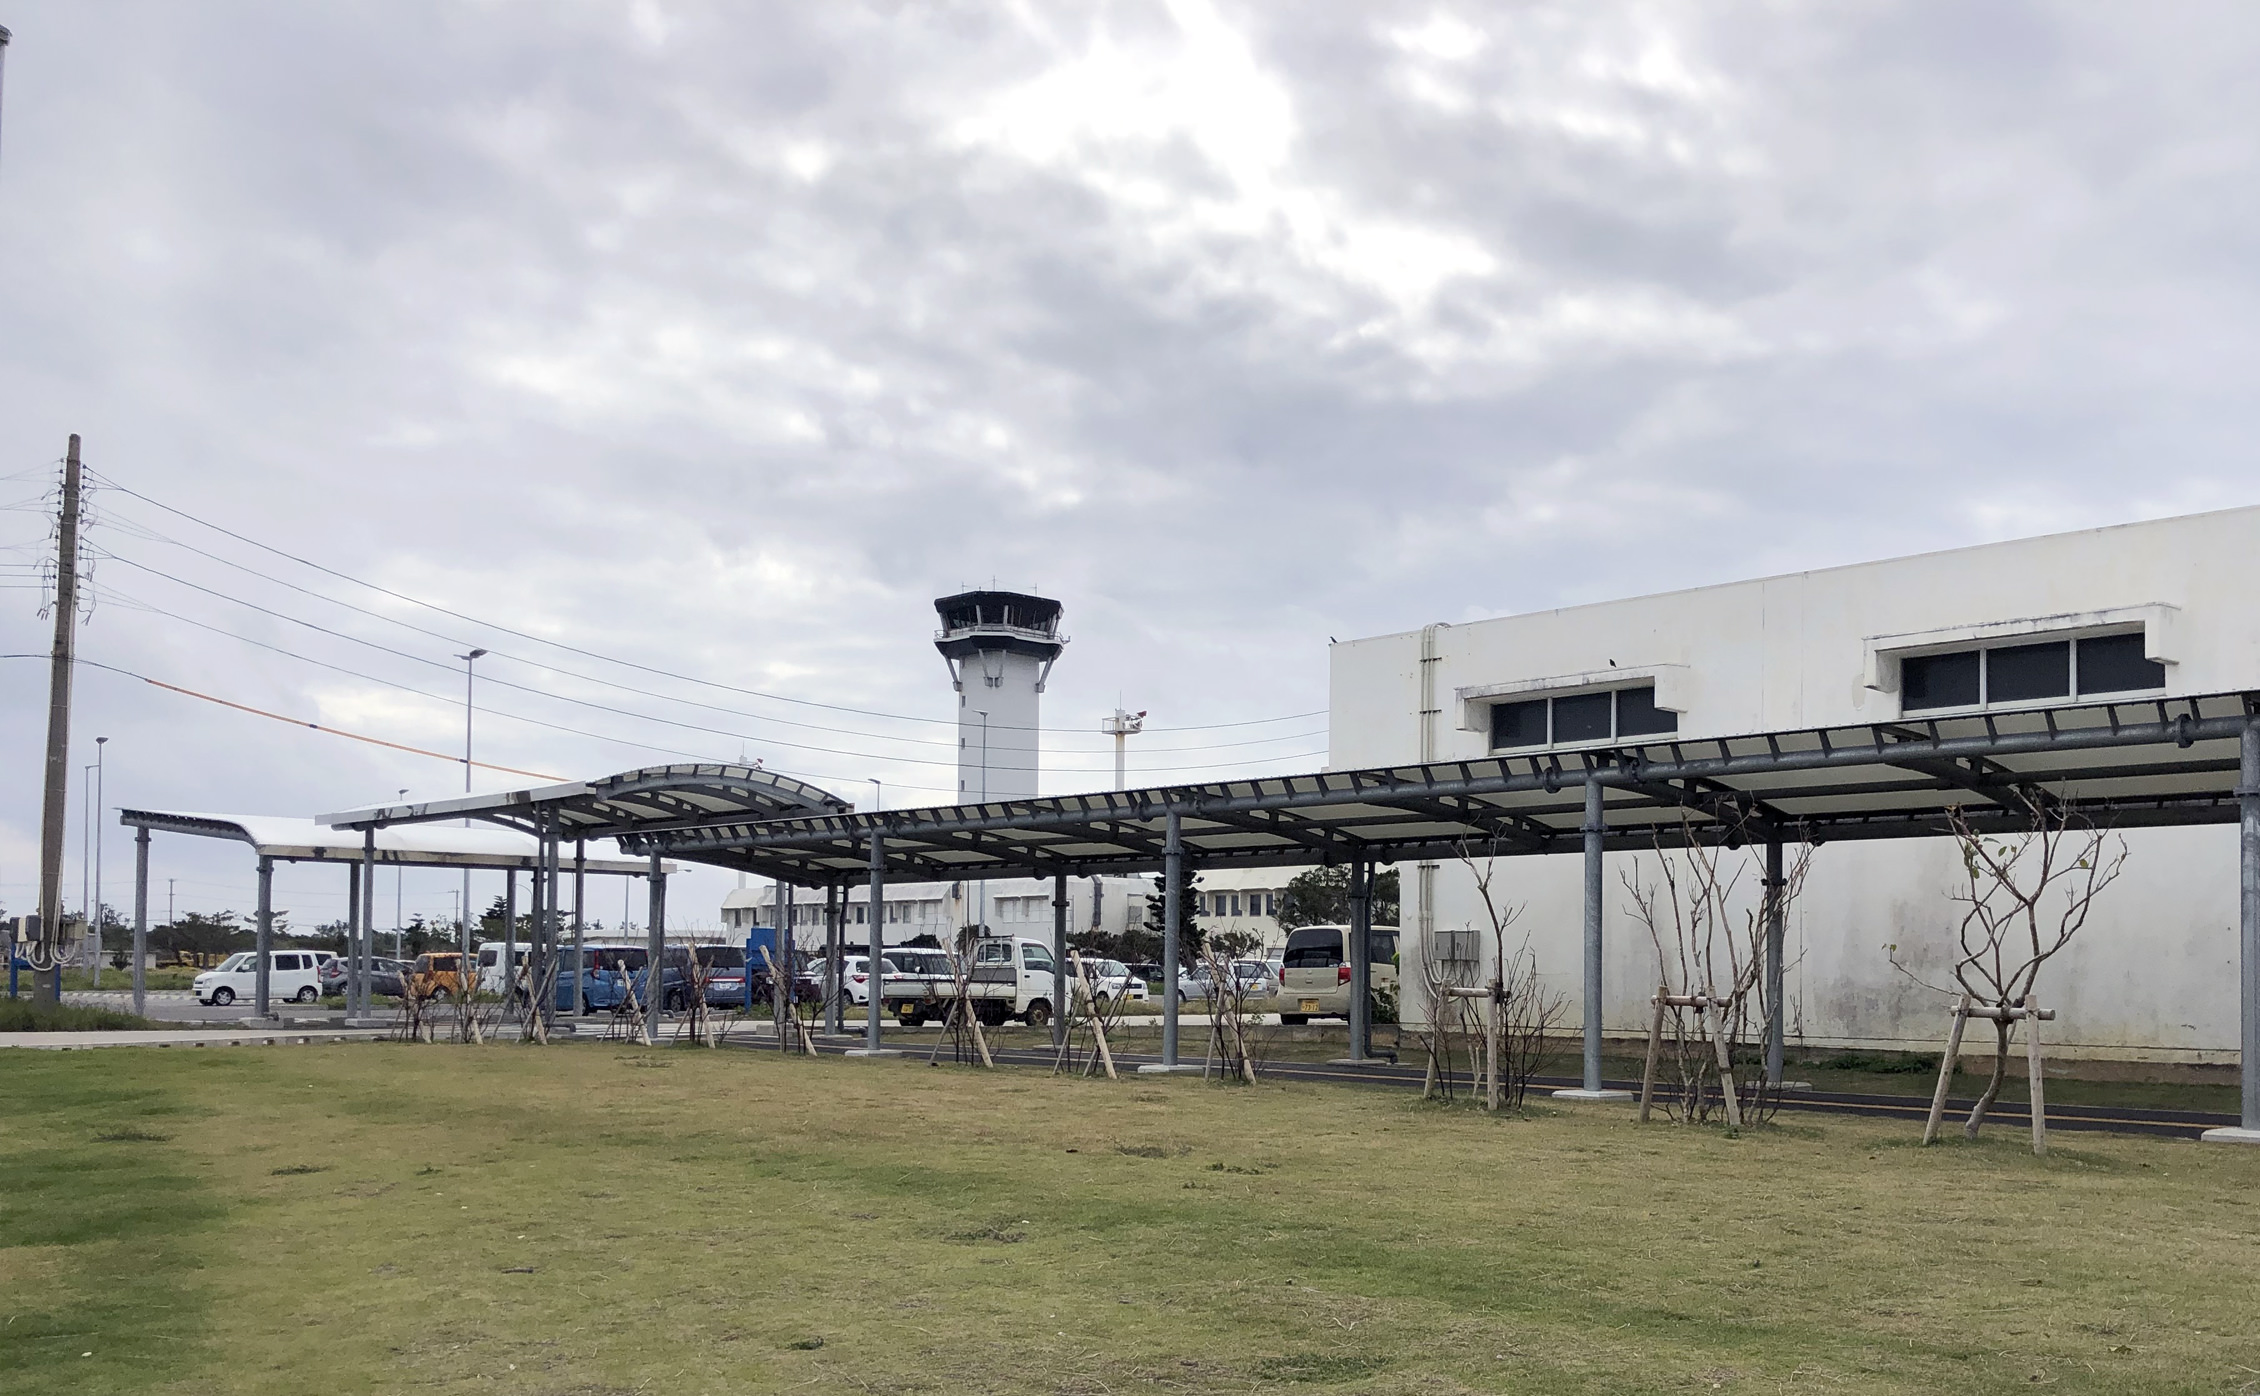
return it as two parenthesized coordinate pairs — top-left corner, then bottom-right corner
(1230, 894), (1243, 917)
(1264, 892), (1277, 916)
(1487, 685), (1678, 751)
(1901, 631), (2166, 713)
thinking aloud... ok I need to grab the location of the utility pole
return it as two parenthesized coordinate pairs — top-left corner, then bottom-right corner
(1101, 707), (1146, 791)
(35, 436), (83, 1004)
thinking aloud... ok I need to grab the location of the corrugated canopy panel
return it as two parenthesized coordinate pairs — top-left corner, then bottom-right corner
(118, 810), (657, 873)
(614, 693), (2257, 886)
(320, 764), (853, 840)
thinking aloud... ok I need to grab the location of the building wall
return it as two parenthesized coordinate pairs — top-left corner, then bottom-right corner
(955, 650), (1045, 802)
(1331, 507), (2260, 1061)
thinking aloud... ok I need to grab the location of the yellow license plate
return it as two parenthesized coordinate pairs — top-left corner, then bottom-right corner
(1299, 999), (1320, 1013)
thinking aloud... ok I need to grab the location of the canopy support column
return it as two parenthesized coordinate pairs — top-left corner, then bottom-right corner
(1556, 776), (1631, 1101)
(254, 855), (273, 1018)
(131, 826), (149, 1019)
(1764, 834), (1786, 1086)
(1051, 872), (1068, 1049)
(776, 880), (795, 1047)
(1346, 857), (1373, 1062)
(346, 863), (361, 1017)
(848, 833), (894, 1056)
(1138, 810), (1197, 1074)
(2207, 714), (2260, 1143)
(502, 869), (517, 1021)
(645, 851), (665, 1031)
(824, 883), (843, 1035)
(572, 840), (586, 1019)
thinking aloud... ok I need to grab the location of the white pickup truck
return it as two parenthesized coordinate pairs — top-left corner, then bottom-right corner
(882, 934), (1062, 1030)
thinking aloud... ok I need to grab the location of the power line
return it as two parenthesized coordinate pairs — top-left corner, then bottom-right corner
(90, 538), (1323, 756)
(86, 468), (1326, 736)
(88, 578), (1326, 777)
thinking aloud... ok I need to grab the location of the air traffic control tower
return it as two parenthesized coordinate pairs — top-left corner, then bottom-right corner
(934, 590), (1065, 803)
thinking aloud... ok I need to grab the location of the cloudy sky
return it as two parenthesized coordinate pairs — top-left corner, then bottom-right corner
(3, 1), (2257, 932)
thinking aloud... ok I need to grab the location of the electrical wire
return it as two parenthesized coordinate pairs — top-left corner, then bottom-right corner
(85, 468), (1326, 735)
(87, 579), (1327, 777)
(89, 539), (1323, 756)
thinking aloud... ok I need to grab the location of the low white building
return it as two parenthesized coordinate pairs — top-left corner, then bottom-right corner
(1330, 506), (2260, 1064)
(722, 874), (1150, 952)
(720, 864), (1305, 958)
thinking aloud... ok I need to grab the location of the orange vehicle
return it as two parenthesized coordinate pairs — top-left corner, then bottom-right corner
(407, 951), (471, 1000)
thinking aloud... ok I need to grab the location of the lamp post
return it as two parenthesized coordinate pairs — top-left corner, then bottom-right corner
(92, 737), (106, 985)
(395, 788), (407, 957)
(868, 778), (882, 811)
(456, 650), (486, 972)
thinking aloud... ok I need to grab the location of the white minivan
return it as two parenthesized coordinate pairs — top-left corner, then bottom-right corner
(192, 951), (325, 1006)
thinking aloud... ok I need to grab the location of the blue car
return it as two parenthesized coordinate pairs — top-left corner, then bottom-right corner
(582, 944), (691, 1014)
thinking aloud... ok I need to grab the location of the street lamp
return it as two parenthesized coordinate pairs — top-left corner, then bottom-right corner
(395, 788), (408, 957)
(868, 778), (883, 812)
(456, 651), (486, 969)
(92, 736), (106, 985)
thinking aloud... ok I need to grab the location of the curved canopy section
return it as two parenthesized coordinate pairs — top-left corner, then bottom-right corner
(118, 809), (656, 874)
(320, 763), (852, 841)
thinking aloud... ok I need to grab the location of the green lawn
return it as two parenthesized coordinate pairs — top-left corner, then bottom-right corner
(5, 1042), (2259, 1394)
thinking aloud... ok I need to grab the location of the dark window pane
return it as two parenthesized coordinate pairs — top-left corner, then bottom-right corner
(1489, 699), (1548, 749)
(2077, 632), (2165, 695)
(1552, 691), (1613, 742)
(1902, 650), (1980, 711)
(1616, 686), (1678, 737)
(1987, 641), (2070, 703)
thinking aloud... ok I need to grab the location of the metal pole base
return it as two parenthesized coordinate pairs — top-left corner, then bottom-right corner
(2201, 1126), (2260, 1146)
(1550, 1087), (1636, 1101)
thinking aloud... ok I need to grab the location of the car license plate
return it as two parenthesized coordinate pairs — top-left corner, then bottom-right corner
(1299, 999), (1320, 1013)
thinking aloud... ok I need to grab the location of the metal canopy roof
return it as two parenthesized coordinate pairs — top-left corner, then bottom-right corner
(610, 692), (2259, 886)
(319, 764), (853, 842)
(117, 810), (660, 874)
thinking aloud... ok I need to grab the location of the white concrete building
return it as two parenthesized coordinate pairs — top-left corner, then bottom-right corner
(1330, 506), (2260, 1063)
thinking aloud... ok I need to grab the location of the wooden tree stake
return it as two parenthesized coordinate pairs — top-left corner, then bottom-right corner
(1922, 994), (1972, 1145)
(2024, 994), (2048, 1157)
(1638, 988), (1667, 1124)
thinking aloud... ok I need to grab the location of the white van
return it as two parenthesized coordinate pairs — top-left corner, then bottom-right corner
(192, 951), (325, 1006)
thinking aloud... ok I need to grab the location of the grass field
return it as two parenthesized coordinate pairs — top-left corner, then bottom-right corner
(6, 1043), (2260, 1395)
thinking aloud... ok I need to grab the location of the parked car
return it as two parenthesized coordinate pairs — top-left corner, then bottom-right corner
(406, 951), (473, 1001)
(1075, 956), (1149, 1010)
(1124, 961), (1163, 990)
(583, 944), (692, 1014)
(696, 943), (751, 1008)
(1175, 959), (1278, 1004)
(883, 934), (1060, 1029)
(1184, 957), (1274, 998)
(1277, 923), (1399, 1025)
(885, 948), (961, 1026)
(319, 955), (408, 1000)
(193, 951), (324, 1006)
